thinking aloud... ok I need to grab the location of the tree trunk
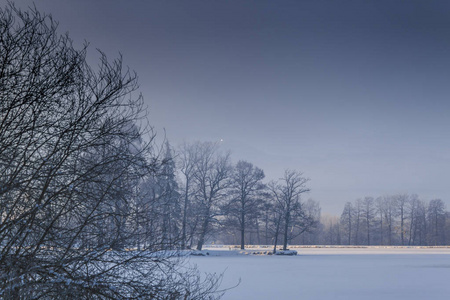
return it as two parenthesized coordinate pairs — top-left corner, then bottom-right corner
(348, 210), (352, 245)
(181, 180), (189, 249)
(379, 211), (383, 245)
(273, 215), (281, 254)
(196, 210), (210, 251)
(196, 221), (207, 251)
(240, 203), (245, 250)
(283, 211), (290, 250)
(400, 207), (404, 245)
(255, 217), (261, 245)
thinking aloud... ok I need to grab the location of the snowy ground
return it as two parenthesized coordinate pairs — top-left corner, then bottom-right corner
(188, 246), (450, 300)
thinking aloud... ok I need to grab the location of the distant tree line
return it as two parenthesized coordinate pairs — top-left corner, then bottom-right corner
(281, 194), (449, 247)
(333, 195), (448, 246)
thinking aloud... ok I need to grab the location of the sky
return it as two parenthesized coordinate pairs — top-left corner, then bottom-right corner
(5, 0), (450, 214)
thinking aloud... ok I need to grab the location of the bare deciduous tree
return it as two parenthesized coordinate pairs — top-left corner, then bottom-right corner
(361, 197), (376, 245)
(406, 194), (420, 245)
(192, 142), (231, 250)
(268, 170), (311, 252)
(0, 5), (222, 299)
(375, 197), (384, 245)
(224, 160), (265, 250)
(340, 202), (353, 245)
(394, 194), (409, 245)
(383, 195), (397, 245)
(178, 142), (200, 249)
(353, 199), (363, 245)
(427, 199), (446, 245)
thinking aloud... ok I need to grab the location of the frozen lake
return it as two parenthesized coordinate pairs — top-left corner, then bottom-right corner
(189, 247), (450, 300)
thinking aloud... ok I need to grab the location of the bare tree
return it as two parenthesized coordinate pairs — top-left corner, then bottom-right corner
(353, 199), (363, 245)
(296, 199), (322, 245)
(383, 195), (397, 245)
(0, 5), (222, 299)
(224, 160), (265, 249)
(178, 142), (200, 249)
(415, 199), (428, 245)
(260, 194), (274, 245)
(321, 215), (341, 245)
(394, 194), (409, 245)
(361, 197), (376, 245)
(340, 202), (353, 245)
(192, 142), (231, 250)
(141, 141), (181, 249)
(406, 194), (420, 245)
(375, 197), (384, 245)
(427, 199), (446, 245)
(268, 170), (311, 252)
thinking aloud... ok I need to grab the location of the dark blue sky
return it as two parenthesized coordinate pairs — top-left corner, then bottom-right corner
(7, 0), (450, 213)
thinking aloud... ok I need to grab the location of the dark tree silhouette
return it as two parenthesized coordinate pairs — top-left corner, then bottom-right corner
(0, 4), (222, 299)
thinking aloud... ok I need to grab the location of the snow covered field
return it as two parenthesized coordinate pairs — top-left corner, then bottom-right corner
(189, 246), (450, 300)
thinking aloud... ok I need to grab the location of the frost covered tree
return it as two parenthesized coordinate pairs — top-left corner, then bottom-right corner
(0, 4), (222, 299)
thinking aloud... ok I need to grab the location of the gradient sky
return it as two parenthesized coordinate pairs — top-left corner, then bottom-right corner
(5, 0), (450, 214)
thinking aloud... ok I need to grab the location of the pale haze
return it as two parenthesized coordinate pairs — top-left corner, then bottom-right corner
(8, 0), (450, 214)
